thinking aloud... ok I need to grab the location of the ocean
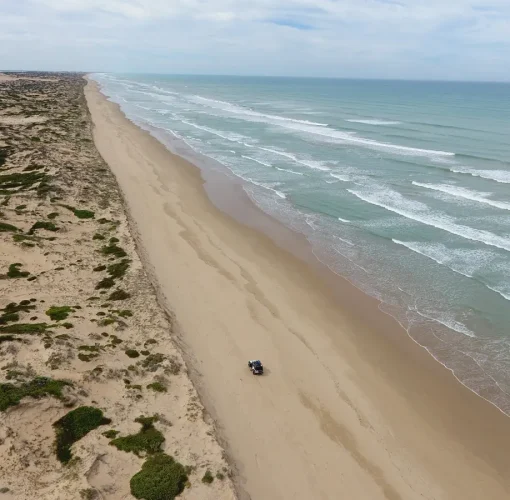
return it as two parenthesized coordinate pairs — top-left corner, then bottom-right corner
(92, 73), (510, 414)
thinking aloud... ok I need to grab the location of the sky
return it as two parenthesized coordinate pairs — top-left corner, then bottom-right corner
(1, 0), (510, 81)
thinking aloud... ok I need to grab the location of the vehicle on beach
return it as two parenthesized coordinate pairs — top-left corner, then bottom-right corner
(248, 360), (264, 375)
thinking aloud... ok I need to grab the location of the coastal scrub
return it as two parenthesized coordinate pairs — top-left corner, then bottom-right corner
(130, 453), (187, 500)
(109, 415), (164, 456)
(0, 377), (71, 411)
(54, 406), (111, 463)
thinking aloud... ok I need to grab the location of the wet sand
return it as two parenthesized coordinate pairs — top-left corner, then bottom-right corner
(86, 78), (510, 500)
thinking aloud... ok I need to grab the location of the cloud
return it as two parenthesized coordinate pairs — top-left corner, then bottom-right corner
(0, 0), (508, 80)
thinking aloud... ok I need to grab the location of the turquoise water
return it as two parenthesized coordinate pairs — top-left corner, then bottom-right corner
(93, 74), (510, 413)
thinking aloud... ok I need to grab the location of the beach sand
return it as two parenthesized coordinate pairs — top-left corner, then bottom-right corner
(86, 78), (510, 500)
(0, 74), (236, 499)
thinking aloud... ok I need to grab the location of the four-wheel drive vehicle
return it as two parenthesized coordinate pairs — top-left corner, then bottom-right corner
(248, 360), (264, 375)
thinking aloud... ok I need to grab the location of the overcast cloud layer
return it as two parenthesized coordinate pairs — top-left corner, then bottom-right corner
(1, 0), (509, 80)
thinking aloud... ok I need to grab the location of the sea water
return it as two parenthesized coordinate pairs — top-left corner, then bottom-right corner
(92, 74), (510, 414)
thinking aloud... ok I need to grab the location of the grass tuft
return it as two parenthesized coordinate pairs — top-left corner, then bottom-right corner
(107, 259), (130, 279)
(108, 289), (130, 301)
(96, 277), (115, 289)
(28, 221), (58, 234)
(147, 382), (167, 393)
(46, 306), (73, 321)
(100, 243), (127, 258)
(0, 221), (20, 233)
(202, 470), (214, 484)
(125, 349), (140, 359)
(7, 263), (30, 278)
(0, 323), (50, 334)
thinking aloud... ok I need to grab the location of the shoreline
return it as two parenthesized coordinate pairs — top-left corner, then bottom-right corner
(86, 78), (510, 499)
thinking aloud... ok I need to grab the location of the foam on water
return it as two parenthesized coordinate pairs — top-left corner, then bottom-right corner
(392, 240), (510, 301)
(329, 173), (351, 182)
(256, 146), (332, 171)
(187, 93), (330, 127)
(242, 155), (272, 168)
(412, 182), (510, 211)
(348, 186), (510, 252)
(451, 167), (510, 184)
(275, 167), (304, 176)
(346, 119), (403, 125)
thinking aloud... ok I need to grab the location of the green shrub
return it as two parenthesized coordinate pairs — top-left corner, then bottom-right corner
(107, 259), (130, 279)
(109, 237), (119, 243)
(0, 335), (17, 343)
(12, 234), (37, 243)
(102, 429), (119, 439)
(117, 309), (133, 318)
(216, 472), (225, 480)
(6, 263), (30, 278)
(130, 453), (188, 500)
(110, 335), (122, 345)
(93, 233), (105, 241)
(79, 489), (99, 500)
(15, 204), (27, 211)
(74, 209), (95, 219)
(125, 349), (140, 359)
(108, 289), (130, 301)
(147, 382), (167, 393)
(47, 212), (59, 219)
(28, 221), (58, 234)
(98, 317), (115, 326)
(46, 306), (73, 321)
(110, 415), (164, 457)
(93, 265), (106, 272)
(78, 353), (99, 362)
(139, 353), (165, 372)
(0, 377), (70, 411)
(0, 170), (46, 190)
(202, 470), (214, 484)
(0, 312), (19, 324)
(54, 406), (111, 463)
(0, 222), (19, 233)
(78, 345), (100, 352)
(100, 243), (127, 258)
(0, 323), (49, 334)
(96, 277), (115, 289)
(0, 221), (19, 232)
(60, 204), (94, 219)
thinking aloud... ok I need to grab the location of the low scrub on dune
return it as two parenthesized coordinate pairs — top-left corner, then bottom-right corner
(7, 263), (30, 278)
(0, 377), (71, 411)
(109, 415), (164, 456)
(130, 453), (188, 500)
(54, 406), (111, 463)
(46, 305), (73, 321)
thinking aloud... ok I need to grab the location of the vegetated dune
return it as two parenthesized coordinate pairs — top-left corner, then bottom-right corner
(0, 73), (236, 500)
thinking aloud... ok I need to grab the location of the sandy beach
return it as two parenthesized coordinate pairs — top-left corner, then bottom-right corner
(85, 78), (510, 500)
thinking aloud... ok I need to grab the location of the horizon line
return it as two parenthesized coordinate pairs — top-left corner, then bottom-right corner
(2, 69), (510, 85)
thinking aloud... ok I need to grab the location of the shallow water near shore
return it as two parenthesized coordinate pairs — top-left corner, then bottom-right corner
(92, 73), (510, 415)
